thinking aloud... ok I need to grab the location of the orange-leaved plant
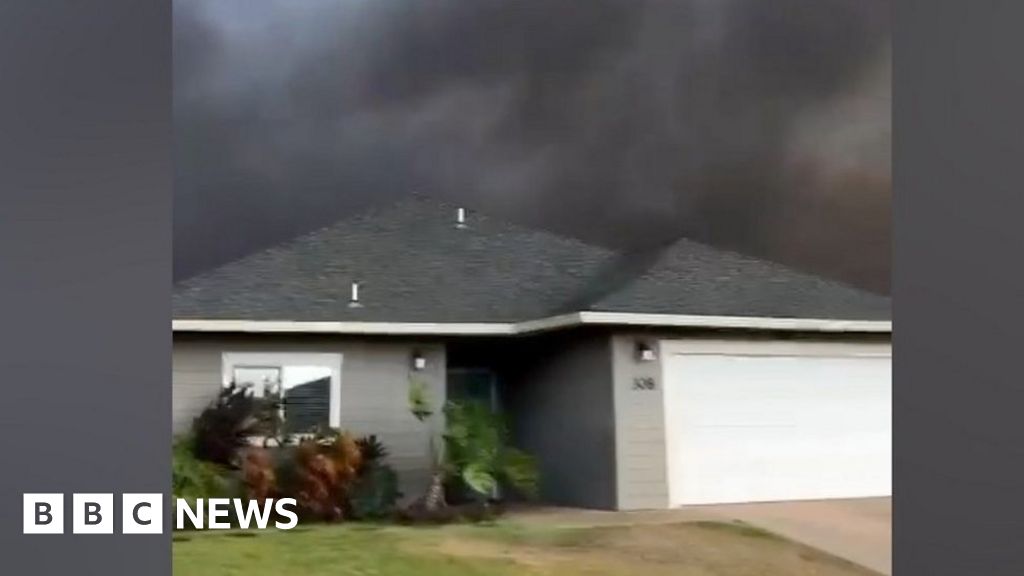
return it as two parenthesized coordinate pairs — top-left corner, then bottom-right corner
(240, 447), (278, 502)
(291, 429), (362, 521)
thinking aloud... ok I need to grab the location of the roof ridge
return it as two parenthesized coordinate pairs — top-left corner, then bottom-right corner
(175, 194), (613, 288)
(401, 192), (615, 255)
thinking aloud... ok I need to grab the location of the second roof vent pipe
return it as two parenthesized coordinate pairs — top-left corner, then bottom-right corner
(348, 281), (363, 308)
(455, 207), (467, 229)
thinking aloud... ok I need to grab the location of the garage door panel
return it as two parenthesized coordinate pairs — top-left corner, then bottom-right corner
(664, 347), (891, 506)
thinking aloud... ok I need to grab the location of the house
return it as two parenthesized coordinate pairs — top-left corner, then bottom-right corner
(173, 196), (891, 510)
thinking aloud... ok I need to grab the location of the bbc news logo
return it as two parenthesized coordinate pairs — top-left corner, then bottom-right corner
(23, 494), (298, 534)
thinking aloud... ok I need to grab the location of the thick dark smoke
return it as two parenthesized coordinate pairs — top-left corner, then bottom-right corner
(175, 0), (891, 292)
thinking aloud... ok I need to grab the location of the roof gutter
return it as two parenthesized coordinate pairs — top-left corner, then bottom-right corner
(576, 312), (890, 333)
(172, 312), (890, 335)
(170, 319), (516, 336)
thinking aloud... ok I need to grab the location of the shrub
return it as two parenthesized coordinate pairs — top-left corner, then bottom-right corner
(444, 400), (539, 501)
(349, 463), (401, 519)
(173, 435), (233, 530)
(348, 434), (400, 519)
(172, 435), (231, 499)
(288, 429), (362, 522)
(501, 449), (540, 498)
(191, 384), (278, 468)
(240, 447), (277, 501)
(355, 434), (389, 470)
(395, 500), (505, 525)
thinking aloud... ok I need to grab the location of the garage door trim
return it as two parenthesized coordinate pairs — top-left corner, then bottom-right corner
(659, 339), (891, 359)
(659, 339), (892, 507)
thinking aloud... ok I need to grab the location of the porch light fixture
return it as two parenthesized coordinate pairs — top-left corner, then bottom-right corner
(635, 341), (657, 362)
(455, 207), (468, 229)
(411, 350), (427, 371)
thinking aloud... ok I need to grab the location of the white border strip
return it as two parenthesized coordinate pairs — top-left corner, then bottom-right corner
(173, 312), (890, 335)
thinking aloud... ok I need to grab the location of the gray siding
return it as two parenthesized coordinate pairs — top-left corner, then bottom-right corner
(172, 334), (446, 498)
(611, 333), (670, 510)
(504, 332), (617, 509)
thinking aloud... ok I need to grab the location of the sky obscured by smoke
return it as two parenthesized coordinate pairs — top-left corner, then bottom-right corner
(174, 0), (890, 292)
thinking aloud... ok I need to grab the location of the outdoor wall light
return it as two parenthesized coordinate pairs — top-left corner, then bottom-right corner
(635, 341), (657, 362)
(411, 351), (427, 371)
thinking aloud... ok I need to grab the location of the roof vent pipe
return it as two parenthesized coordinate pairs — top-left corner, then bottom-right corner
(348, 281), (363, 308)
(455, 207), (467, 229)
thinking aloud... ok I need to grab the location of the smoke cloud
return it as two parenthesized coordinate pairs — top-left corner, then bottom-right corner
(174, 0), (890, 292)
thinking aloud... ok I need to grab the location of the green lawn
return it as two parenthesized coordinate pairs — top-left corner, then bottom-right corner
(173, 520), (880, 576)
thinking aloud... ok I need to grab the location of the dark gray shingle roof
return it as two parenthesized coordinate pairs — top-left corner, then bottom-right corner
(585, 238), (891, 320)
(173, 197), (890, 323)
(173, 197), (617, 322)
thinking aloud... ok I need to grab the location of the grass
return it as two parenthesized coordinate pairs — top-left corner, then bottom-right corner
(174, 523), (522, 576)
(173, 520), (881, 576)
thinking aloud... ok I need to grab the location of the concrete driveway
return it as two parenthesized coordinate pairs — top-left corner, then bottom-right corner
(510, 497), (892, 575)
(697, 498), (892, 575)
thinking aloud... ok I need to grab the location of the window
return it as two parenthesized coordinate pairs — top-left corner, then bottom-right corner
(222, 352), (342, 433)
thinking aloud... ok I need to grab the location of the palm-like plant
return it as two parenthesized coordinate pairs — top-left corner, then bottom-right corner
(408, 378), (446, 511)
(407, 381), (540, 512)
(191, 383), (278, 467)
(443, 400), (539, 500)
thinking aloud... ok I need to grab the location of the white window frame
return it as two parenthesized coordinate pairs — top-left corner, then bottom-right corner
(221, 352), (343, 429)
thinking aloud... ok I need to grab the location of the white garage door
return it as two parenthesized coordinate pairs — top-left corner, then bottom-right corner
(662, 341), (891, 506)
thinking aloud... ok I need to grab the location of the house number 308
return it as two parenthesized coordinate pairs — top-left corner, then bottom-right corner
(632, 377), (656, 391)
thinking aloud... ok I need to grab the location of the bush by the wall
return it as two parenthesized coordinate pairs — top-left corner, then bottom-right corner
(191, 383), (278, 468)
(444, 400), (539, 501)
(349, 463), (401, 519)
(172, 435), (232, 499)
(355, 434), (388, 469)
(240, 446), (278, 501)
(179, 389), (419, 525)
(287, 429), (362, 522)
(173, 435), (234, 530)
